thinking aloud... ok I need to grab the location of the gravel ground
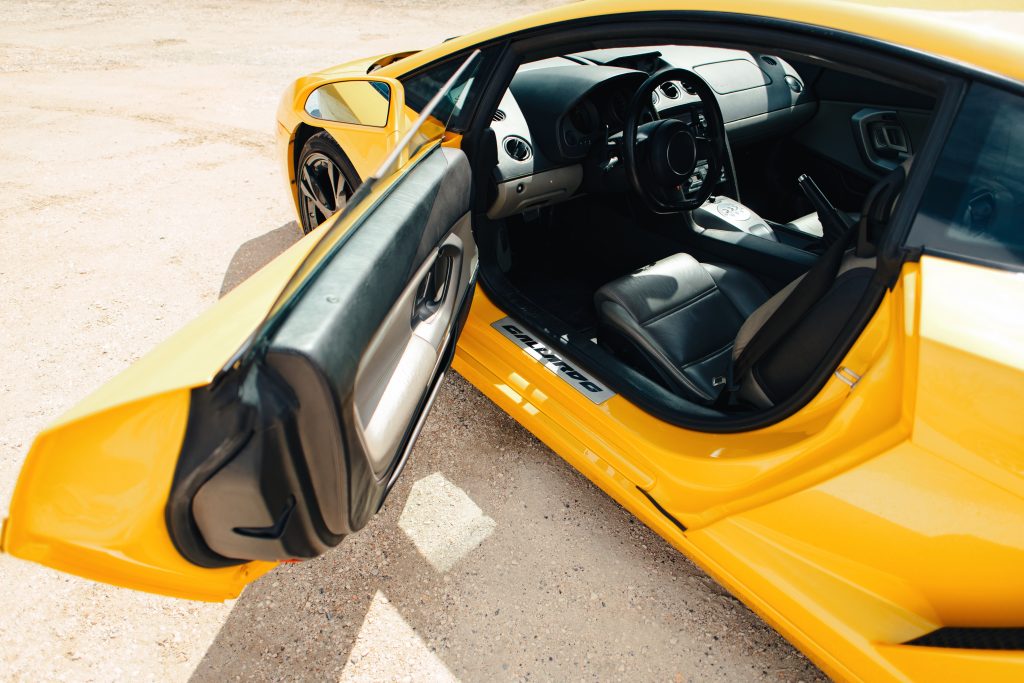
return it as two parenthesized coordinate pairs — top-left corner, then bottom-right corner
(0, 1), (824, 680)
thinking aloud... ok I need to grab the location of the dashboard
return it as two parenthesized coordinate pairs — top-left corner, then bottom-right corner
(487, 46), (816, 219)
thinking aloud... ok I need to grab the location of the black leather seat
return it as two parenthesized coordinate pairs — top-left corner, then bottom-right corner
(595, 165), (908, 408)
(594, 254), (770, 403)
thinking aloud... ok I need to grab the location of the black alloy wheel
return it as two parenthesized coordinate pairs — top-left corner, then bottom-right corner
(296, 131), (359, 234)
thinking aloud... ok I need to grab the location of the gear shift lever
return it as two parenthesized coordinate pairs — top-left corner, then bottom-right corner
(797, 174), (853, 247)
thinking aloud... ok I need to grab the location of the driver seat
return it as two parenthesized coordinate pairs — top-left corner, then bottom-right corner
(594, 166), (907, 408)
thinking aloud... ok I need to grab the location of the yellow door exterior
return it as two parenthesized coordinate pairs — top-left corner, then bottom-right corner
(1, 137), (455, 602)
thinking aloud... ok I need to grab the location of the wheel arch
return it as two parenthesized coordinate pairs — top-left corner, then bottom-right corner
(289, 124), (364, 222)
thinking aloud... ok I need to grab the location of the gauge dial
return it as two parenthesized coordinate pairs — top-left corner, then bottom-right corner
(609, 88), (630, 126)
(563, 99), (598, 151)
(567, 102), (597, 135)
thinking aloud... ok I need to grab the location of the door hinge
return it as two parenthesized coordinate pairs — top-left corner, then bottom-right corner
(835, 366), (862, 389)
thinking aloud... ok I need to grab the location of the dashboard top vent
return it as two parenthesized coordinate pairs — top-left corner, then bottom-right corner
(503, 135), (532, 162)
(492, 109), (506, 122)
(660, 82), (681, 99)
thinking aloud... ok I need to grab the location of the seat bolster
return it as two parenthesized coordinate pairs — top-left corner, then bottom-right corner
(594, 253), (717, 323)
(732, 275), (804, 363)
(596, 299), (714, 401)
(702, 263), (772, 318)
(594, 253), (728, 402)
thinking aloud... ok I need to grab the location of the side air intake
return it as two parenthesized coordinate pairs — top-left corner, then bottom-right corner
(905, 627), (1024, 651)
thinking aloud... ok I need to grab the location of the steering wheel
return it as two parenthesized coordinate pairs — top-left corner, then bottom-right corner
(622, 67), (727, 213)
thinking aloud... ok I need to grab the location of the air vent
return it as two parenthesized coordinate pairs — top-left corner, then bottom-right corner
(660, 82), (681, 99)
(492, 109), (506, 122)
(503, 136), (532, 161)
(761, 55), (778, 66)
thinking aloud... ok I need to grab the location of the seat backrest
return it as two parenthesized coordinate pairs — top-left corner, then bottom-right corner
(731, 164), (908, 408)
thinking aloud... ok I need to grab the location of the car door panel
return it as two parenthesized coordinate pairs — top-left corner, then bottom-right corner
(3, 144), (476, 600)
(791, 101), (930, 201)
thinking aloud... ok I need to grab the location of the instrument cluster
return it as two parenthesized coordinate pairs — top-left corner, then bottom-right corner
(559, 84), (659, 159)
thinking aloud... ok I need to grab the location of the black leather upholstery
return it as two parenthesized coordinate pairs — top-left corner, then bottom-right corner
(753, 267), (873, 403)
(594, 253), (769, 403)
(595, 165), (908, 409)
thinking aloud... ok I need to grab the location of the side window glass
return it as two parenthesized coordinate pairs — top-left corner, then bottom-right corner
(305, 81), (392, 127)
(908, 83), (1024, 268)
(401, 48), (497, 132)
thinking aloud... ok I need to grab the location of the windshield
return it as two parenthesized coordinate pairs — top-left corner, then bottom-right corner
(223, 49), (482, 372)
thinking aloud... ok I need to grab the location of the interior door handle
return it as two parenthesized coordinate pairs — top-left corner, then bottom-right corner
(873, 124), (908, 154)
(412, 237), (464, 352)
(413, 251), (454, 323)
(851, 108), (912, 172)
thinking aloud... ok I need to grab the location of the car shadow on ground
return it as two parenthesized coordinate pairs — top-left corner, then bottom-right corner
(218, 221), (303, 298)
(186, 379), (822, 681)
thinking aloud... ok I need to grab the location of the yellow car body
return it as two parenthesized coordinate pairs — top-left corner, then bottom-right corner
(4, 2), (1024, 682)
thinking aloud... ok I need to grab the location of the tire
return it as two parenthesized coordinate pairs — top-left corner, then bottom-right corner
(296, 131), (360, 234)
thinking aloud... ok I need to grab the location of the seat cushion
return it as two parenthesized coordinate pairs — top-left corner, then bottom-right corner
(594, 253), (769, 403)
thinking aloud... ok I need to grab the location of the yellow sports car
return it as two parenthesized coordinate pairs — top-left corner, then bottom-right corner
(4, 1), (1023, 680)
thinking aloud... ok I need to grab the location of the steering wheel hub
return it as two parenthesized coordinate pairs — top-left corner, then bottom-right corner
(666, 129), (697, 178)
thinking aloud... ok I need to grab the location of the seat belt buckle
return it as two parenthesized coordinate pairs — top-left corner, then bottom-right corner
(834, 366), (862, 389)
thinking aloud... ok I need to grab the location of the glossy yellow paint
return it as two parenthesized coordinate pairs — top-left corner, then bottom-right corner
(276, 0), (1024, 228)
(274, 2), (1022, 231)
(277, 74), (406, 219)
(455, 281), (900, 530)
(5, 1), (1023, 679)
(682, 258), (1024, 681)
(374, 0), (1024, 83)
(452, 256), (1024, 681)
(1, 142), (441, 601)
(3, 390), (275, 602)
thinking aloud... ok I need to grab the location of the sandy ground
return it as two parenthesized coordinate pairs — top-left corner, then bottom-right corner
(0, 1), (824, 680)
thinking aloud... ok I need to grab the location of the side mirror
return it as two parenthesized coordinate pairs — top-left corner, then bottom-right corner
(302, 77), (404, 134)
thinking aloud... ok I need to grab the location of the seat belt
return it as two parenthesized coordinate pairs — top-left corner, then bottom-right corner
(727, 223), (855, 394)
(727, 165), (907, 400)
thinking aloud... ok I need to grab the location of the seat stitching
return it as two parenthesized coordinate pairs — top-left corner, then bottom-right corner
(639, 284), (717, 326)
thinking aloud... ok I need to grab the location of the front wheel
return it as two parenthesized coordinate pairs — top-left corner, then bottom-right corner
(296, 131), (359, 234)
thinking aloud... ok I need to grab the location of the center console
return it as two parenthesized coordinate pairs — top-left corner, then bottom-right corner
(684, 196), (819, 285)
(691, 196), (778, 241)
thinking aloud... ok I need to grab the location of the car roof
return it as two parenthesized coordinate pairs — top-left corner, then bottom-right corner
(384, 0), (1024, 85)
